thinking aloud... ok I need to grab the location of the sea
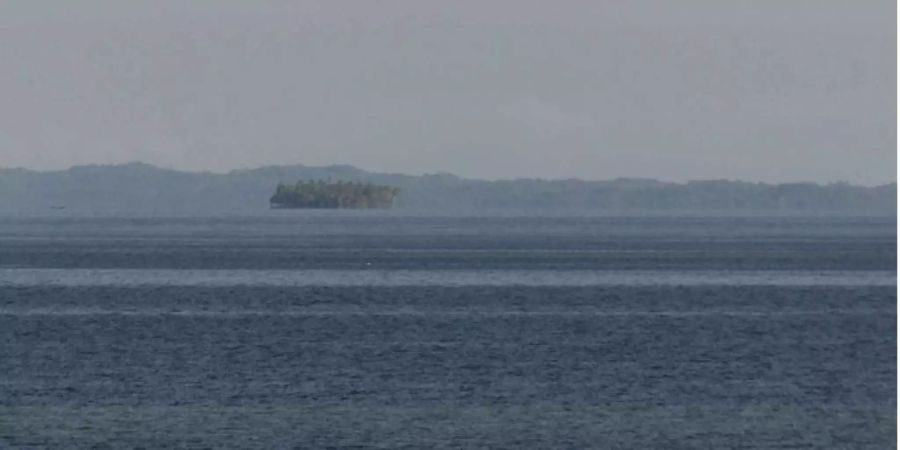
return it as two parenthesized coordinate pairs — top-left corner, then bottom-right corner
(0, 212), (895, 449)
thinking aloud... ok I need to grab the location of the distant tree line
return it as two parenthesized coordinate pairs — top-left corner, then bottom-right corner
(0, 163), (894, 212)
(270, 180), (399, 209)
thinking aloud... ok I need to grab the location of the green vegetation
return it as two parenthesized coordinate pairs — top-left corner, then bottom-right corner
(270, 180), (399, 209)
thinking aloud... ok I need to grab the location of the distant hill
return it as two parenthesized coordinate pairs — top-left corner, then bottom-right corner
(0, 162), (894, 213)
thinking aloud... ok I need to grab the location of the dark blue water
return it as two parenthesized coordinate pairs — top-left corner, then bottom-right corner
(0, 213), (895, 448)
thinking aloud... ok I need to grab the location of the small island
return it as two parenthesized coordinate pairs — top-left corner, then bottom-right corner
(270, 180), (399, 209)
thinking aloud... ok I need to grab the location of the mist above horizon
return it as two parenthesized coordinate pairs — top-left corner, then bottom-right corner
(0, 0), (895, 185)
(0, 161), (894, 213)
(3, 161), (897, 187)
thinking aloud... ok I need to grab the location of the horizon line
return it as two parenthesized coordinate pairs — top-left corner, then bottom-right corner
(1, 161), (895, 188)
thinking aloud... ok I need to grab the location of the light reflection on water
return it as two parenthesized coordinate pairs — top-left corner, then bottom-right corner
(0, 268), (894, 287)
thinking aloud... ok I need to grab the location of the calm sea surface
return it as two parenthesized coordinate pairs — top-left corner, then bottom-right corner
(0, 213), (895, 448)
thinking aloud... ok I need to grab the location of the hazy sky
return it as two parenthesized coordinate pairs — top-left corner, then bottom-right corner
(0, 1), (895, 184)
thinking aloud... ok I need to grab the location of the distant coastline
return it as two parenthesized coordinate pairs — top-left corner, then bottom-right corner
(0, 162), (895, 213)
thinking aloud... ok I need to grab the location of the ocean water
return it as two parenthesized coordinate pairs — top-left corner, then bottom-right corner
(0, 213), (895, 449)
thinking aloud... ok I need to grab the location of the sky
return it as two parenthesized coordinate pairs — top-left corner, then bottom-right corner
(0, 0), (895, 184)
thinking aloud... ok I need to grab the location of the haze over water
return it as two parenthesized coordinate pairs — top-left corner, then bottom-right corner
(0, 0), (895, 447)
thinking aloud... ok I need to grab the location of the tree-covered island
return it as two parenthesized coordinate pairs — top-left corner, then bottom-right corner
(270, 180), (400, 209)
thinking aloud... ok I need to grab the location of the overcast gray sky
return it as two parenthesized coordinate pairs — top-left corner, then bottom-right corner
(0, 0), (895, 184)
